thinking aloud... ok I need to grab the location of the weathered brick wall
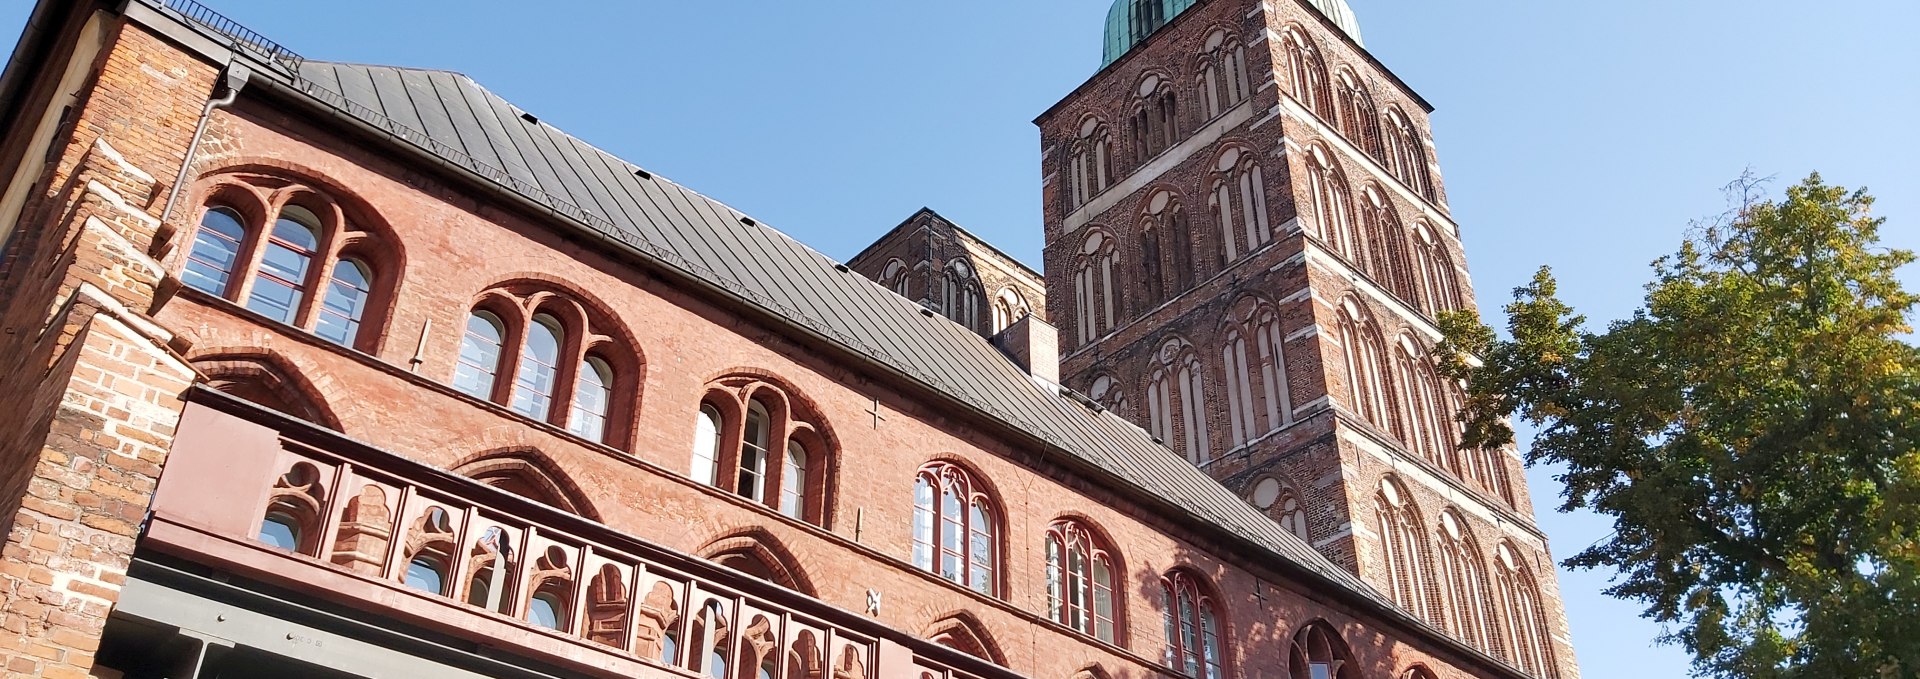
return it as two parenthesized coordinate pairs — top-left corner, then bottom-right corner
(0, 16), (215, 678)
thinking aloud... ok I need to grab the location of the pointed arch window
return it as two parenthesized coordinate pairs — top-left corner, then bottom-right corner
(1282, 29), (1332, 119)
(1495, 543), (1557, 678)
(1334, 70), (1385, 160)
(510, 315), (564, 419)
(693, 404), (723, 486)
(1289, 623), (1356, 679)
(780, 441), (809, 520)
(1384, 108), (1437, 202)
(738, 399), (772, 503)
(1411, 223), (1463, 316)
(1339, 303), (1395, 431)
(1068, 118), (1114, 211)
(1160, 571), (1224, 679)
(1074, 230), (1121, 345)
(1306, 147), (1358, 262)
(1437, 511), (1495, 651)
(1045, 519), (1119, 642)
(912, 462), (999, 597)
(1376, 478), (1436, 622)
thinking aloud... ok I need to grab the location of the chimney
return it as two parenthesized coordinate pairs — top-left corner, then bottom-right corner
(991, 313), (1060, 385)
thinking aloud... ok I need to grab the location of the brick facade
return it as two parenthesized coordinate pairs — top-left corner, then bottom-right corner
(0, 1), (1577, 678)
(1036, 0), (1575, 676)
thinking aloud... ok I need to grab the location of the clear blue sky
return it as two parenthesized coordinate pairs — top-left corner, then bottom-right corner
(4, 1), (1914, 677)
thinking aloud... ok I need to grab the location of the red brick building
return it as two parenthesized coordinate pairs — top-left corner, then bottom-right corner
(0, 1), (1577, 678)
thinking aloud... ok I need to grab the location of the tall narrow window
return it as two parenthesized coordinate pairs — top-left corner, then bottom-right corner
(1377, 478), (1435, 622)
(511, 315), (563, 420)
(184, 207), (248, 296)
(1178, 356), (1210, 464)
(738, 400), (771, 502)
(316, 259), (372, 347)
(1046, 519), (1118, 642)
(455, 312), (506, 400)
(247, 206), (321, 324)
(780, 441), (808, 519)
(1256, 309), (1292, 429)
(1222, 331), (1255, 446)
(911, 462), (998, 597)
(1437, 512), (1494, 651)
(1495, 544), (1557, 678)
(692, 405), (723, 487)
(1161, 571), (1223, 679)
(568, 356), (613, 443)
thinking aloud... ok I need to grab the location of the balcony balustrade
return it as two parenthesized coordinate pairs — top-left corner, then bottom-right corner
(144, 387), (1004, 679)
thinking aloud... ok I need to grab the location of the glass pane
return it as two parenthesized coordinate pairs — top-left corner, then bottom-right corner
(568, 357), (611, 442)
(404, 557), (445, 595)
(258, 241), (310, 283)
(511, 317), (562, 419)
(316, 260), (371, 347)
(258, 515), (300, 551)
(780, 442), (806, 519)
(185, 208), (246, 296)
(911, 477), (934, 569)
(693, 406), (722, 485)
(529, 593), (562, 630)
(274, 208), (321, 249)
(455, 313), (504, 398)
(246, 276), (303, 324)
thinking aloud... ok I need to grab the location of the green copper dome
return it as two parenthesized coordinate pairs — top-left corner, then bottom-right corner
(1100, 0), (1364, 68)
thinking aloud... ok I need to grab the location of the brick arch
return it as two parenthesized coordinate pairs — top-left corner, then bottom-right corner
(922, 610), (1007, 667)
(189, 349), (342, 431)
(695, 527), (816, 597)
(1071, 665), (1116, 679)
(699, 367), (841, 457)
(1044, 512), (1130, 640)
(450, 448), (601, 521)
(186, 159), (408, 271)
(1288, 618), (1362, 679)
(463, 275), (647, 449)
(473, 273), (644, 366)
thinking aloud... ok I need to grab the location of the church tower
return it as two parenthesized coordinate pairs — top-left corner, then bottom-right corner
(1037, 1), (1578, 677)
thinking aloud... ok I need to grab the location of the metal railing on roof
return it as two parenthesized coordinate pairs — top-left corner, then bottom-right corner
(160, 0), (304, 72)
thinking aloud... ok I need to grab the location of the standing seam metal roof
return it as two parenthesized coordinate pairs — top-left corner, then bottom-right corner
(288, 59), (1423, 638)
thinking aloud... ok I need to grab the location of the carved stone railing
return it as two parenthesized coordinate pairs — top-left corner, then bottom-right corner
(145, 387), (1009, 679)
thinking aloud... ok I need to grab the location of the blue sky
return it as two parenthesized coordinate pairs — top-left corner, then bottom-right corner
(4, 1), (1914, 677)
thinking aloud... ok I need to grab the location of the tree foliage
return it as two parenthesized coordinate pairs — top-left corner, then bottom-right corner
(1437, 174), (1920, 678)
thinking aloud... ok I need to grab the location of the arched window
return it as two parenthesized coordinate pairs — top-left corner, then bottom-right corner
(1338, 301), (1395, 431)
(568, 356), (614, 443)
(693, 404), (724, 486)
(510, 315), (564, 420)
(1074, 230), (1121, 345)
(1394, 338), (1444, 463)
(184, 206), (248, 297)
(1147, 338), (1210, 464)
(880, 259), (911, 298)
(1494, 543), (1557, 678)
(405, 555), (448, 595)
(1045, 519), (1119, 642)
(1282, 29), (1332, 119)
(1360, 188), (1417, 301)
(1132, 74), (1181, 162)
(990, 288), (1030, 334)
(455, 311), (507, 400)
(1221, 329), (1256, 447)
(738, 399), (772, 503)
(1289, 622), (1356, 679)
(911, 462), (999, 597)
(258, 510), (303, 551)
(316, 258), (372, 347)
(940, 261), (983, 332)
(1384, 108), (1437, 202)
(454, 285), (640, 449)
(1141, 191), (1191, 302)
(1376, 478), (1436, 621)
(1208, 148), (1270, 266)
(1411, 224), (1463, 316)
(183, 176), (399, 353)
(246, 205), (321, 324)
(1280, 495), (1310, 541)
(1198, 30), (1251, 119)
(1306, 146), (1358, 262)
(1334, 69), (1385, 160)
(693, 378), (832, 526)
(1068, 117), (1114, 211)
(529, 590), (566, 631)
(1160, 571), (1224, 678)
(1436, 511), (1495, 652)
(781, 441), (808, 520)
(1088, 374), (1132, 420)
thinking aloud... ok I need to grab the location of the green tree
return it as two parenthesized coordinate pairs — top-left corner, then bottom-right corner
(1437, 174), (1920, 678)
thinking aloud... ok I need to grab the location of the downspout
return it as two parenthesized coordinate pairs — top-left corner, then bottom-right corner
(158, 62), (248, 225)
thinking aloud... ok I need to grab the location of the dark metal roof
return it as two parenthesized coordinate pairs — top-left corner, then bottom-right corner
(290, 59), (1407, 626)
